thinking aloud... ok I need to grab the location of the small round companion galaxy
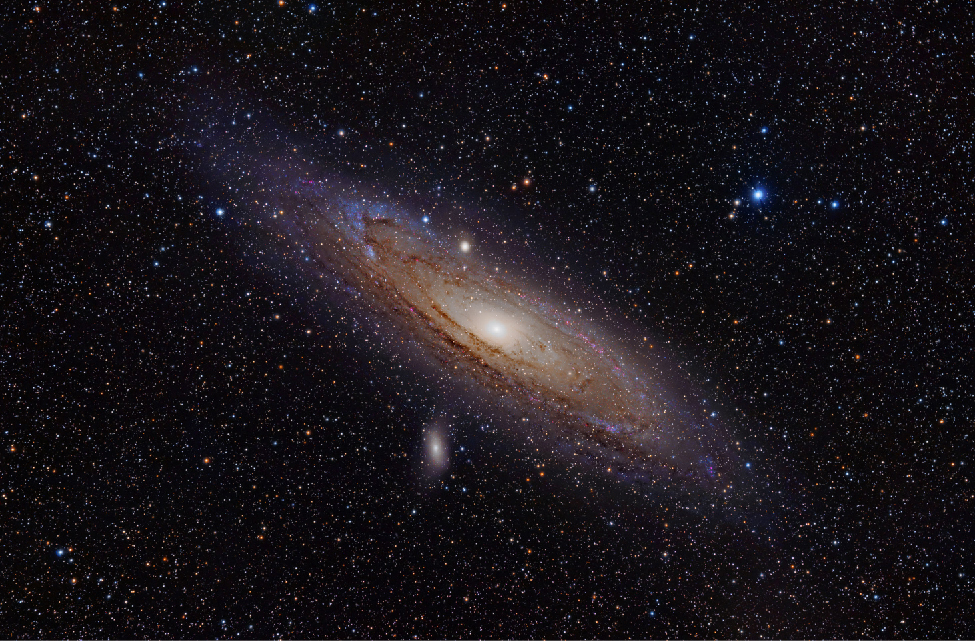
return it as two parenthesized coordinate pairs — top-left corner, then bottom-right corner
(8, 2), (971, 638)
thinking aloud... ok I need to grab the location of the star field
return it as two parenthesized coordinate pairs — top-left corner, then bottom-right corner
(2, 1), (972, 637)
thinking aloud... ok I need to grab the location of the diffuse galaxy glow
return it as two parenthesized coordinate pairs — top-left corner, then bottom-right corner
(214, 151), (737, 493)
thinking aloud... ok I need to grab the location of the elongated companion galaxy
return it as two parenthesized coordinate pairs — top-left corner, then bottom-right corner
(6, 1), (972, 638)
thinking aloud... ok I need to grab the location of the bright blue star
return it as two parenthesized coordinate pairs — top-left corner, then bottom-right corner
(831, 200), (840, 209)
(941, 218), (948, 226)
(753, 189), (764, 201)
(760, 127), (768, 134)
(216, 208), (225, 216)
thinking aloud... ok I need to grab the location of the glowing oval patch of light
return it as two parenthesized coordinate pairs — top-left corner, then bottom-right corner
(267, 175), (740, 490)
(422, 427), (449, 478)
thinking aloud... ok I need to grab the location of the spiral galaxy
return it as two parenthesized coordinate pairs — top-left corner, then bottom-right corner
(215, 165), (736, 491)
